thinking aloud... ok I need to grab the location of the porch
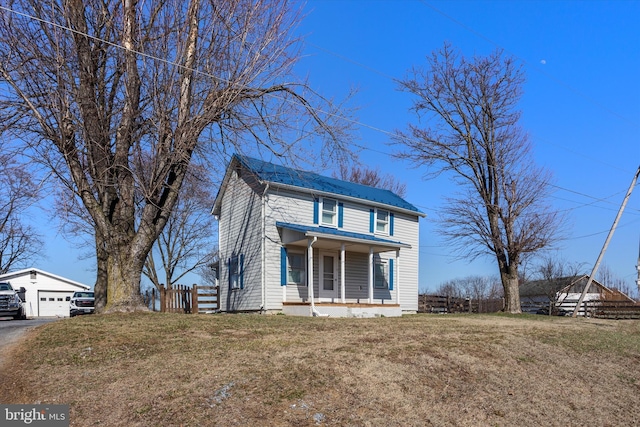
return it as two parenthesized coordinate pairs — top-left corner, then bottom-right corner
(282, 302), (402, 318)
(277, 222), (411, 317)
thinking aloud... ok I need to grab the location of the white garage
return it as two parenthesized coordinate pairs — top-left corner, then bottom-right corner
(0, 268), (91, 318)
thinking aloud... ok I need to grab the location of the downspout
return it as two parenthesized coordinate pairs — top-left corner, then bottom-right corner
(307, 236), (328, 317)
(261, 183), (269, 313)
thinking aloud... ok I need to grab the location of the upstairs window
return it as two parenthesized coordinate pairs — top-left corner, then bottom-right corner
(370, 208), (394, 235)
(376, 209), (389, 234)
(321, 198), (337, 226)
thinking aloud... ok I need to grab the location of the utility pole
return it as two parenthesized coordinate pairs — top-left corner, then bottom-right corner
(636, 236), (640, 295)
(572, 166), (640, 317)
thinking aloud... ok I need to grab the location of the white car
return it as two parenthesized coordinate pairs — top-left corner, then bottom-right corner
(69, 291), (95, 317)
(0, 282), (26, 320)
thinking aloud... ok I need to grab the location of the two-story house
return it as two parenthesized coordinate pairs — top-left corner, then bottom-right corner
(212, 155), (425, 317)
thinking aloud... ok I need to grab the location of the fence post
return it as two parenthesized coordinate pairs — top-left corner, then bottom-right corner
(192, 285), (198, 314)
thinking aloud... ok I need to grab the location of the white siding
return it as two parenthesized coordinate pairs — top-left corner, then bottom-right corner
(217, 170), (264, 312)
(391, 212), (420, 312)
(262, 186), (421, 312)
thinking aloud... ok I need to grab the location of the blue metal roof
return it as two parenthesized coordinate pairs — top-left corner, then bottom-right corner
(235, 154), (423, 214)
(276, 222), (410, 248)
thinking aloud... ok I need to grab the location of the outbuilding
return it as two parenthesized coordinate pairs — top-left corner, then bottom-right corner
(0, 268), (91, 317)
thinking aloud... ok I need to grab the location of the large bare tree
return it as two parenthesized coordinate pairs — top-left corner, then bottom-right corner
(0, 142), (43, 273)
(143, 163), (217, 291)
(395, 44), (563, 313)
(0, 0), (348, 311)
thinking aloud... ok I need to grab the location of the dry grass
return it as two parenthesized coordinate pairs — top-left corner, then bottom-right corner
(1, 313), (639, 426)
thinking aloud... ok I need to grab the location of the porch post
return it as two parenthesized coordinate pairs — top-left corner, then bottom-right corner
(368, 246), (374, 304)
(341, 243), (346, 303)
(396, 249), (400, 306)
(308, 238), (316, 313)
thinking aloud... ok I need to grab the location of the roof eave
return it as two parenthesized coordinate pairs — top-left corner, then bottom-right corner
(268, 181), (425, 218)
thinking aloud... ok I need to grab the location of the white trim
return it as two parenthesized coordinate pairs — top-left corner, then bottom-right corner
(396, 249), (400, 305)
(340, 243), (346, 303)
(0, 268), (90, 290)
(319, 197), (338, 227)
(368, 247), (374, 304)
(374, 208), (390, 236)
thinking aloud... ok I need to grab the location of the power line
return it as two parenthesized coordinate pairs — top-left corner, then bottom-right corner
(3, 3), (638, 222)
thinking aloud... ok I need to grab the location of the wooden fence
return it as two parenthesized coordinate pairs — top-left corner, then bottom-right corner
(418, 294), (504, 314)
(584, 300), (640, 319)
(144, 284), (219, 314)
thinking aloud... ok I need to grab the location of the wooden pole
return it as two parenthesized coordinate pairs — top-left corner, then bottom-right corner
(572, 166), (640, 317)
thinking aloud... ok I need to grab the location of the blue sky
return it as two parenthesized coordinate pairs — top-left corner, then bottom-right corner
(290, 0), (640, 293)
(36, 0), (640, 295)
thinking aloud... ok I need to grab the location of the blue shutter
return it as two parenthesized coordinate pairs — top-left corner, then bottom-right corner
(280, 247), (288, 286)
(313, 198), (319, 224)
(227, 258), (231, 289)
(390, 212), (395, 236)
(389, 258), (394, 291)
(239, 254), (245, 289)
(369, 209), (375, 233)
(338, 202), (344, 228)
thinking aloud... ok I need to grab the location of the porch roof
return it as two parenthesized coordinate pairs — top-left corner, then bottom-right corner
(276, 221), (411, 253)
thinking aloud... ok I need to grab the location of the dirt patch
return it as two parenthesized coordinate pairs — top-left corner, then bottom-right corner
(1, 313), (639, 426)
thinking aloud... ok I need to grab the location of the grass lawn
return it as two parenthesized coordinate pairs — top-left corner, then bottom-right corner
(1, 312), (639, 426)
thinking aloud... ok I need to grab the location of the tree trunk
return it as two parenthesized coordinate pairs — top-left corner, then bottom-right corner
(501, 268), (522, 314)
(104, 247), (146, 312)
(94, 233), (108, 312)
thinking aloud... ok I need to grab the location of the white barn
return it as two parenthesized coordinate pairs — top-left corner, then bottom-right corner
(0, 268), (91, 317)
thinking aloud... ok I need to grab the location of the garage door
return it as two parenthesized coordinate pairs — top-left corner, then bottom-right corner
(38, 291), (74, 317)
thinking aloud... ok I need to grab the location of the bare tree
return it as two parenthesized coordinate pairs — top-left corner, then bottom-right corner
(435, 279), (465, 298)
(395, 44), (563, 313)
(597, 263), (634, 298)
(143, 163), (217, 291)
(0, 0), (349, 311)
(336, 163), (407, 197)
(532, 254), (585, 314)
(0, 144), (43, 273)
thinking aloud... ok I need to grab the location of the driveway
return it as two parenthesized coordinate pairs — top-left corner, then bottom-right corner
(0, 317), (63, 369)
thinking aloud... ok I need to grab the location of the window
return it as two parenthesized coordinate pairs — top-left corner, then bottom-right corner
(376, 209), (389, 234)
(371, 208), (393, 235)
(229, 255), (243, 290)
(287, 252), (305, 285)
(321, 198), (337, 226)
(374, 260), (388, 289)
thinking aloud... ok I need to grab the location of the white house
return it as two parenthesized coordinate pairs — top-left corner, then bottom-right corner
(0, 268), (91, 317)
(212, 155), (425, 317)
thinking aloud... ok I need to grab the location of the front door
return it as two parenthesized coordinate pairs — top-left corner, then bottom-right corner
(319, 251), (339, 301)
